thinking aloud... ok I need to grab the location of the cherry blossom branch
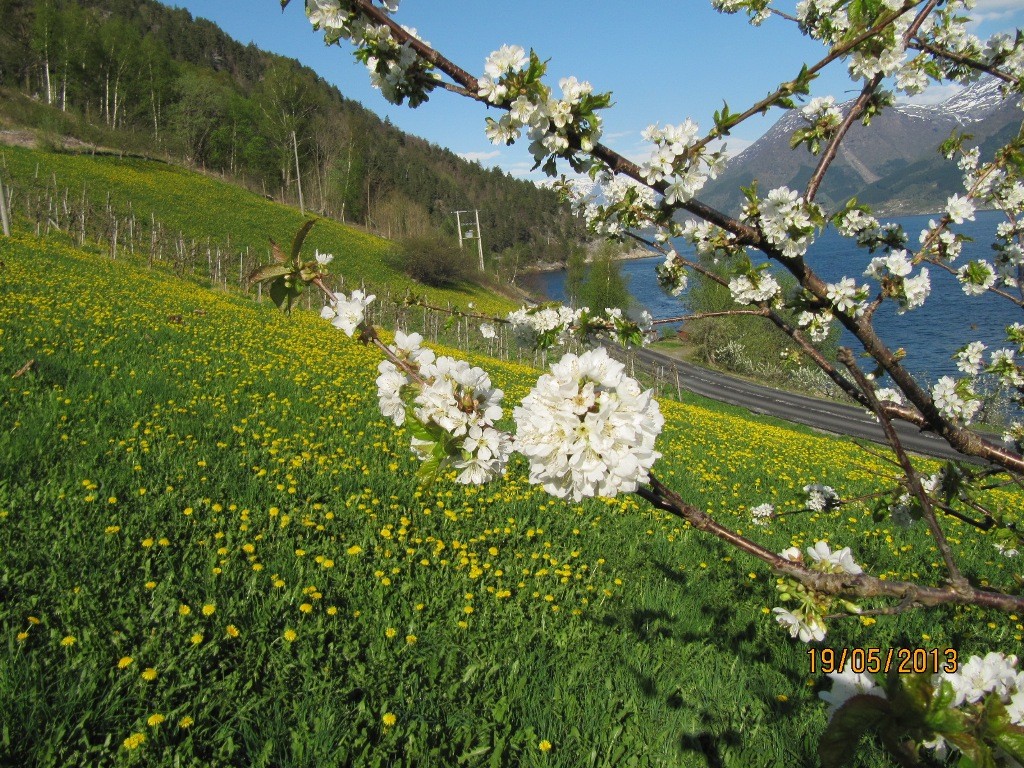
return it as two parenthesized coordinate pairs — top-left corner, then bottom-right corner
(650, 310), (768, 325)
(922, 257), (1024, 309)
(804, 73), (884, 202)
(690, 1), (923, 153)
(839, 347), (968, 591)
(909, 39), (1019, 84)
(636, 473), (1024, 613)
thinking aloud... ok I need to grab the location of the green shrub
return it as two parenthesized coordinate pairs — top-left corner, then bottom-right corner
(389, 233), (474, 287)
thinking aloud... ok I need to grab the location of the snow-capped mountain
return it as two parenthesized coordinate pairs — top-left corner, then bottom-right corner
(700, 77), (1022, 216)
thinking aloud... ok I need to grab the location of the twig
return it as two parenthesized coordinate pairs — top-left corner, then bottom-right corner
(839, 348), (969, 592)
(636, 472), (1024, 613)
(12, 359), (35, 379)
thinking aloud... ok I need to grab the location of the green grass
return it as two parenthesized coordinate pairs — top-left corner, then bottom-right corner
(1, 229), (1022, 767)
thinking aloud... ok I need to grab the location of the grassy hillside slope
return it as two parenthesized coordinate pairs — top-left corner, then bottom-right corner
(0, 143), (517, 316)
(1, 231), (1022, 766)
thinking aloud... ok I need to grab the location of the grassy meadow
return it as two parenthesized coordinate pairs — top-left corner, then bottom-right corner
(0, 155), (1023, 766)
(0, 144), (515, 317)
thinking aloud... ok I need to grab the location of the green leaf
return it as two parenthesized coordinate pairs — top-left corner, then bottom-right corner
(929, 677), (958, 714)
(944, 732), (993, 768)
(713, 101), (740, 136)
(527, 50), (548, 81)
(268, 239), (287, 264)
(268, 279), (290, 312)
(247, 263), (293, 285)
(992, 724), (1024, 763)
(290, 218), (318, 268)
(790, 127), (812, 150)
(405, 409), (435, 444)
(416, 453), (443, 485)
(488, 736), (506, 768)
(818, 695), (891, 768)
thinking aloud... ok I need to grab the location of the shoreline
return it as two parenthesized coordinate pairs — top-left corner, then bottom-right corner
(523, 246), (654, 274)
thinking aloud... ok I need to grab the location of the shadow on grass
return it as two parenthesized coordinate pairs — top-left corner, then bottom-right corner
(678, 730), (743, 768)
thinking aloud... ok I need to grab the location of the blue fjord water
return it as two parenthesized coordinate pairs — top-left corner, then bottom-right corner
(523, 210), (1021, 384)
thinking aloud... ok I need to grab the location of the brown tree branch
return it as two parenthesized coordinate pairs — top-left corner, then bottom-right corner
(804, 74), (884, 202)
(839, 347), (969, 591)
(909, 39), (1019, 84)
(636, 473), (1024, 614)
(805, 0), (940, 201)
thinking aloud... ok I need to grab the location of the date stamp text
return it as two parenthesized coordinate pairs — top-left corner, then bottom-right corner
(808, 647), (958, 675)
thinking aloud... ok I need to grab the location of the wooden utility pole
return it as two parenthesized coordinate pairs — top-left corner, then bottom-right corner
(473, 209), (484, 272)
(454, 209), (485, 272)
(292, 130), (305, 215)
(0, 174), (10, 237)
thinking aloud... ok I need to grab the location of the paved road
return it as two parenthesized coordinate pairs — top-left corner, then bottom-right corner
(634, 347), (974, 462)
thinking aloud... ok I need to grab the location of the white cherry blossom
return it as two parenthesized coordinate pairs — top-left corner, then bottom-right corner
(513, 347), (663, 501)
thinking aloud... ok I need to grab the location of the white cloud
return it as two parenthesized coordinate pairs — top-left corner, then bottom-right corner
(969, 0), (1024, 25)
(602, 130), (635, 142)
(503, 161), (544, 180)
(714, 136), (753, 158)
(898, 83), (963, 106)
(457, 150), (501, 163)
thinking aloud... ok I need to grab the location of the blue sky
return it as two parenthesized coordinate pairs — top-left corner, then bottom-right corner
(168, 1), (1024, 181)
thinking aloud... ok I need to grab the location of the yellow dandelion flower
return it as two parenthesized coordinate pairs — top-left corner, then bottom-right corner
(346, 545), (363, 556)
(122, 733), (146, 750)
(144, 581), (157, 590)
(405, 635), (417, 645)
(385, 627), (397, 639)
(141, 667), (157, 681)
(326, 606), (338, 616)
(16, 631), (29, 642)
(382, 712), (397, 727)
(118, 656), (134, 669)
(179, 716), (194, 729)
(190, 633), (204, 645)
(178, 604), (191, 616)
(283, 629), (297, 642)
(299, 603), (313, 614)
(60, 635), (76, 647)
(201, 604), (216, 616)
(146, 714), (165, 727)
(141, 538), (154, 548)
(226, 625), (240, 638)
(539, 740), (552, 752)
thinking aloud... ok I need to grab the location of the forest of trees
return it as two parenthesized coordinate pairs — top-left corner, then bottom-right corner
(0, 0), (586, 270)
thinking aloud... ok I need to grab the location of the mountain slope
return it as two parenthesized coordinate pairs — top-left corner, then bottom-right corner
(702, 78), (1021, 216)
(0, 0), (585, 267)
